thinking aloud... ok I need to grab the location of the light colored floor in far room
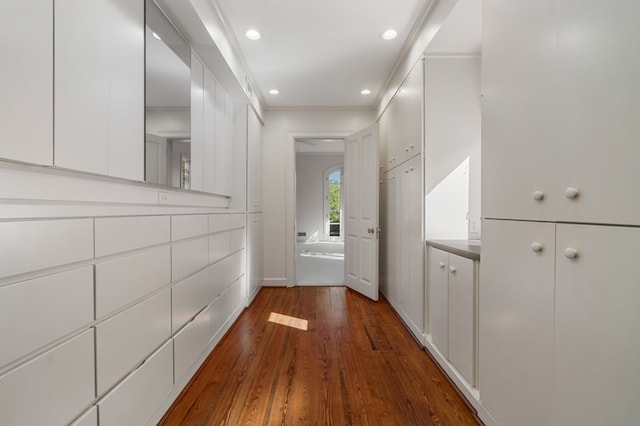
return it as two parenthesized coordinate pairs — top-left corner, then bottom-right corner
(296, 240), (344, 285)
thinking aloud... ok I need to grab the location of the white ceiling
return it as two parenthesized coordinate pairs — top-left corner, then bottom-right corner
(214, 0), (433, 108)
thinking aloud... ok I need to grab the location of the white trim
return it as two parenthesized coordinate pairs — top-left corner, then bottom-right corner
(262, 277), (287, 287)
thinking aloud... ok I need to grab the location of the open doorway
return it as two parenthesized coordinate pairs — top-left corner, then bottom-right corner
(295, 138), (345, 285)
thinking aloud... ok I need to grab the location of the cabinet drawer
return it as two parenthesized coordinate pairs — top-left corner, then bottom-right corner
(0, 330), (95, 425)
(174, 307), (211, 382)
(230, 228), (245, 252)
(0, 218), (93, 279)
(95, 216), (170, 257)
(210, 257), (230, 302)
(209, 232), (230, 263)
(172, 268), (214, 333)
(70, 406), (97, 426)
(98, 340), (173, 426)
(0, 266), (93, 368)
(96, 246), (170, 318)
(228, 277), (244, 313)
(207, 294), (225, 342)
(172, 237), (209, 281)
(230, 214), (245, 229)
(209, 214), (230, 233)
(171, 214), (209, 241)
(96, 290), (171, 395)
(227, 250), (245, 283)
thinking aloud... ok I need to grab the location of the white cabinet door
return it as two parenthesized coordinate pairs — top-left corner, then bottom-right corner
(203, 69), (216, 193)
(0, 0), (53, 165)
(553, 224), (640, 425)
(247, 105), (263, 212)
(479, 219), (555, 426)
(190, 53), (204, 191)
(555, 1), (640, 226)
(55, 0), (143, 180)
(428, 247), (449, 358)
(248, 213), (263, 299)
(481, 0), (558, 222)
(447, 255), (475, 386)
(406, 157), (423, 332)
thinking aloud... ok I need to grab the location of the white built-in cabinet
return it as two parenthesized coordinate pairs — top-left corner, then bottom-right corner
(379, 58), (424, 340)
(0, 0), (53, 165)
(483, 0), (640, 226)
(0, 213), (247, 426)
(54, 0), (144, 181)
(427, 247), (477, 388)
(381, 59), (423, 173)
(247, 213), (264, 301)
(191, 54), (234, 195)
(247, 106), (263, 213)
(481, 1), (640, 424)
(381, 156), (423, 338)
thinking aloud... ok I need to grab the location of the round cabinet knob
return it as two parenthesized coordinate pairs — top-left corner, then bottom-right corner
(409, 167), (414, 172)
(564, 247), (579, 259)
(449, 266), (456, 274)
(439, 262), (446, 269)
(405, 147), (410, 152)
(565, 187), (580, 199)
(410, 144), (415, 149)
(533, 190), (545, 201)
(531, 242), (544, 253)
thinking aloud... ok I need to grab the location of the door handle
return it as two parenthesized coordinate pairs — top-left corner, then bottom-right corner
(367, 227), (375, 234)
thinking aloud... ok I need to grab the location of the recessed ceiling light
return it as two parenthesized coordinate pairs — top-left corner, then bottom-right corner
(269, 89), (280, 95)
(152, 32), (162, 41)
(245, 29), (261, 40)
(381, 29), (398, 40)
(361, 89), (372, 95)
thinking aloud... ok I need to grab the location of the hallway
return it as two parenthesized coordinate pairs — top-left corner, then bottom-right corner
(159, 287), (478, 425)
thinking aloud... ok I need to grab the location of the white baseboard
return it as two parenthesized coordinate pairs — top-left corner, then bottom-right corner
(262, 277), (287, 286)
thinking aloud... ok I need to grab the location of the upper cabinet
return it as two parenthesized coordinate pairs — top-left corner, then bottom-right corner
(380, 59), (423, 173)
(247, 106), (263, 212)
(483, 0), (640, 226)
(55, 0), (144, 181)
(0, 0), (53, 166)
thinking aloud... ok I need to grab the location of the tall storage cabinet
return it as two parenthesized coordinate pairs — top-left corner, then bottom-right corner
(481, 1), (640, 424)
(379, 56), (424, 340)
(246, 106), (263, 302)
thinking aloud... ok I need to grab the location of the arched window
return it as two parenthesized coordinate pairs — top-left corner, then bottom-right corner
(324, 166), (343, 240)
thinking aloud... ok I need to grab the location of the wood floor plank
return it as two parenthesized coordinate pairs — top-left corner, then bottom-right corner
(159, 287), (479, 426)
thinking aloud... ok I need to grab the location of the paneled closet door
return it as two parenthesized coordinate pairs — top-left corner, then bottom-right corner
(479, 219), (555, 426)
(406, 156), (424, 331)
(555, 1), (640, 226)
(553, 224), (640, 425)
(481, 0), (558, 222)
(447, 254), (475, 386)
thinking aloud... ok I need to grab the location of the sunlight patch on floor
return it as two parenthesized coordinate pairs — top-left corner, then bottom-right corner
(268, 312), (308, 331)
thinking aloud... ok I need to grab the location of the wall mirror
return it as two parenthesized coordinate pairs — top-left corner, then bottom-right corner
(145, 0), (191, 188)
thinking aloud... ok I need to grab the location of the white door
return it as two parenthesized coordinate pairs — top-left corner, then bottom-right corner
(344, 124), (379, 300)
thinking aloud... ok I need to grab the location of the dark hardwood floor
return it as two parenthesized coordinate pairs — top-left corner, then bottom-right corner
(159, 287), (479, 425)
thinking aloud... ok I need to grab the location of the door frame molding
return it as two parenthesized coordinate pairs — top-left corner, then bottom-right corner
(285, 131), (352, 287)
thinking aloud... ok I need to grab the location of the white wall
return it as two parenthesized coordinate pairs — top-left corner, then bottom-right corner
(296, 153), (343, 242)
(262, 108), (374, 286)
(146, 108), (190, 138)
(424, 56), (481, 239)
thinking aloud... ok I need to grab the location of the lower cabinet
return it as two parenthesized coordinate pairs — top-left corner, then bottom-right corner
(480, 219), (640, 425)
(427, 246), (478, 387)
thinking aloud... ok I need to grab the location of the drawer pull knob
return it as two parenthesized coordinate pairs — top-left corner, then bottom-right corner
(449, 266), (456, 274)
(531, 242), (544, 252)
(564, 247), (579, 259)
(439, 262), (446, 269)
(565, 187), (579, 199)
(533, 190), (545, 201)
